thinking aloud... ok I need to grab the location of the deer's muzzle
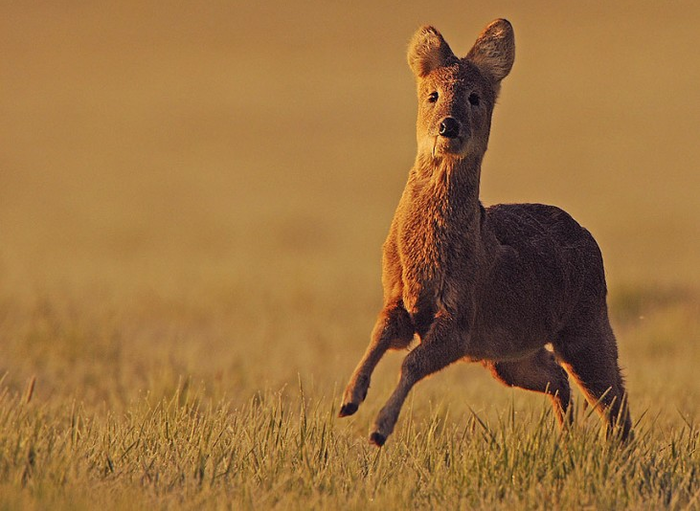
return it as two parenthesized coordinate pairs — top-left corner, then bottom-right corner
(438, 117), (460, 139)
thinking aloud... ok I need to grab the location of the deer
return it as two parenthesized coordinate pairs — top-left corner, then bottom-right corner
(338, 19), (632, 447)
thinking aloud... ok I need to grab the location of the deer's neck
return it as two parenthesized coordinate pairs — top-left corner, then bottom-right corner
(410, 153), (485, 235)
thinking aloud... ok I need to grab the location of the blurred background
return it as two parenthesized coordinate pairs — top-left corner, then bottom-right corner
(1, 2), (699, 418)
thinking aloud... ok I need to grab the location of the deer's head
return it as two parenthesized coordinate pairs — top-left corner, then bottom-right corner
(408, 19), (515, 161)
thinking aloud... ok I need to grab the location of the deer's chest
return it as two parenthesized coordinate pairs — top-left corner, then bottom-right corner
(397, 208), (456, 320)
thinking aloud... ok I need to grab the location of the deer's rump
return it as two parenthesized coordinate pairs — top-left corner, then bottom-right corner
(479, 203), (607, 341)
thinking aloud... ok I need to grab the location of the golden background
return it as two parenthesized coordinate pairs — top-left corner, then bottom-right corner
(1, 1), (699, 409)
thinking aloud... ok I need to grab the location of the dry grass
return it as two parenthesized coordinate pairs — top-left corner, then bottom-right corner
(1, 2), (700, 509)
(1, 371), (699, 510)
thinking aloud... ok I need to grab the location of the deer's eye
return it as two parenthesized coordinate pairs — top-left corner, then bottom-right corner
(427, 92), (439, 103)
(468, 93), (480, 106)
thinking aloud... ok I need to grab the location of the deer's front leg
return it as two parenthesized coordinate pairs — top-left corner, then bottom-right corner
(339, 304), (414, 417)
(369, 317), (464, 446)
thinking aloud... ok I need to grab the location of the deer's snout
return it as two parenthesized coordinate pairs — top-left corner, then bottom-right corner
(438, 117), (460, 139)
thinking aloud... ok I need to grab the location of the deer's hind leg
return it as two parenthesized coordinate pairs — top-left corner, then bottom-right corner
(553, 314), (632, 440)
(485, 347), (572, 426)
(339, 304), (414, 417)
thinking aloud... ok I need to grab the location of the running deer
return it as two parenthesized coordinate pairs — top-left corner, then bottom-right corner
(338, 19), (632, 446)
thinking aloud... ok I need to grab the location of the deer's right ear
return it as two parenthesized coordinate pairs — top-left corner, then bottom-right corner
(407, 26), (456, 78)
(466, 19), (515, 83)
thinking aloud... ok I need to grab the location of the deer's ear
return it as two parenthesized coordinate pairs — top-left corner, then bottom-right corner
(407, 26), (456, 78)
(466, 19), (515, 83)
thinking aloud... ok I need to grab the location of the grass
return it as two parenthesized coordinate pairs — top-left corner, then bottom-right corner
(0, 286), (698, 510)
(0, 282), (698, 511)
(1, 374), (698, 510)
(2, 273), (698, 510)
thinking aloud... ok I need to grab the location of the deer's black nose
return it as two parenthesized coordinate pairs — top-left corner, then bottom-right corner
(438, 117), (460, 138)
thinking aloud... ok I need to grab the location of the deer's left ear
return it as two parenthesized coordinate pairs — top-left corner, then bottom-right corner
(466, 19), (515, 83)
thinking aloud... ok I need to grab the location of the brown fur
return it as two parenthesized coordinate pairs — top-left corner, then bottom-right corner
(338, 19), (632, 446)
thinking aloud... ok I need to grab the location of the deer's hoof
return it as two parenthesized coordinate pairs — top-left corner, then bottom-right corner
(369, 432), (386, 447)
(338, 403), (358, 417)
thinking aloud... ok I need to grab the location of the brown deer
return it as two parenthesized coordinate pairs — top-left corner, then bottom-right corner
(338, 19), (632, 446)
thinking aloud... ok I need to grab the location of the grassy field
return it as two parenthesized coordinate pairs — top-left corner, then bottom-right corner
(2, 2), (700, 509)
